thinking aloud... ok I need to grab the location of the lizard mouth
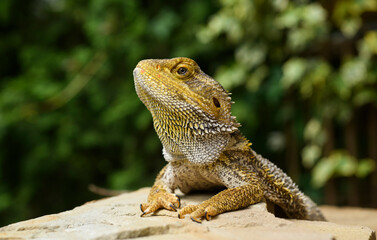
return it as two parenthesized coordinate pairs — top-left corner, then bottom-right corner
(133, 67), (154, 97)
(133, 67), (158, 109)
(133, 67), (144, 87)
(133, 66), (166, 94)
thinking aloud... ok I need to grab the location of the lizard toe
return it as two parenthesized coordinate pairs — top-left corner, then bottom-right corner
(189, 208), (206, 223)
(178, 204), (198, 218)
(139, 200), (162, 216)
(204, 206), (218, 221)
(159, 197), (178, 211)
(140, 203), (149, 213)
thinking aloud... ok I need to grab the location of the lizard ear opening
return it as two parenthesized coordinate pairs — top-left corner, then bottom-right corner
(212, 97), (221, 108)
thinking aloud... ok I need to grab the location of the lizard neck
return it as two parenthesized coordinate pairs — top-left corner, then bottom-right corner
(153, 106), (233, 164)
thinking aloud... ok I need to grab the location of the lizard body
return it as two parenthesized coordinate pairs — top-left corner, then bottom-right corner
(133, 57), (326, 222)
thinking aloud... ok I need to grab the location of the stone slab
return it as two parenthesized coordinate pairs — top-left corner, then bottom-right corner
(0, 188), (375, 240)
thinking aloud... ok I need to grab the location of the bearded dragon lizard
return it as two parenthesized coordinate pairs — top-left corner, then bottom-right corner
(133, 57), (326, 222)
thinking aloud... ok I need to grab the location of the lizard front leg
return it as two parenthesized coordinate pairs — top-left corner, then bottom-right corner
(178, 183), (263, 222)
(140, 165), (180, 216)
(178, 163), (264, 223)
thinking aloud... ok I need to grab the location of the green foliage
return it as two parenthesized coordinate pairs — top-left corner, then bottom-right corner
(312, 151), (375, 188)
(0, 0), (376, 226)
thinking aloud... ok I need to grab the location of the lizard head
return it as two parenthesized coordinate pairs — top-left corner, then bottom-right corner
(133, 57), (240, 164)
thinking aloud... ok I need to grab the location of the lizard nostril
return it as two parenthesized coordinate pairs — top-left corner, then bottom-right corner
(156, 64), (161, 70)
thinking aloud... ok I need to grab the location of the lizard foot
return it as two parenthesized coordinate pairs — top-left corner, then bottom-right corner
(178, 204), (219, 223)
(140, 192), (180, 216)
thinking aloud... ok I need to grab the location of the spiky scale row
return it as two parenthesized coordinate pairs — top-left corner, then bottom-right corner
(133, 57), (326, 222)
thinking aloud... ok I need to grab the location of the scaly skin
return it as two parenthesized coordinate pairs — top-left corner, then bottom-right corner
(133, 57), (326, 222)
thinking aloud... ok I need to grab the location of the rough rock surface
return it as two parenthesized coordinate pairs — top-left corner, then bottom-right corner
(321, 205), (377, 234)
(0, 188), (375, 240)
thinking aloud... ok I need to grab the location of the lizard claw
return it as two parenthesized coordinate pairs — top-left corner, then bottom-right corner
(204, 211), (211, 221)
(169, 203), (177, 212)
(140, 203), (150, 217)
(204, 206), (217, 221)
(140, 203), (150, 216)
(140, 204), (147, 217)
(190, 216), (202, 223)
(175, 194), (181, 208)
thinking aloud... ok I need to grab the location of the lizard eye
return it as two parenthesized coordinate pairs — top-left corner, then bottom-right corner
(212, 97), (221, 108)
(177, 67), (188, 76)
(174, 63), (193, 79)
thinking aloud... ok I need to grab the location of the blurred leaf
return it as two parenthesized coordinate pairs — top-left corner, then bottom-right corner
(299, 60), (331, 98)
(235, 43), (266, 69)
(215, 64), (247, 90)
(335, 152), (357, 176)
(302, 4), (326, 26)
(333, 0), (377, 37)
(340, 59), (367, 87)
(303, 119), (322, 143)
(359, 31), (377, 60)
(302, 144), (321, 168)
(267, 131), (285, 152)
(272, 0), (288, 12)
(282, 58), (307, 88)
(312, 156), (336, 188)
(198, 13), (243, 43)
(356, 159), (376, 178)
(341, 18), (361, 38)
(353, 89), (377, 106)
(246, 65), (267, 92)
(275, 6), (301, 29)
(311, 151), (369, 187)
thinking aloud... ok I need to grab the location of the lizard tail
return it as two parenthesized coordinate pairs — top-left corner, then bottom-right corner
(299, 193), (327, 221)
(251, 151), (326, 221)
